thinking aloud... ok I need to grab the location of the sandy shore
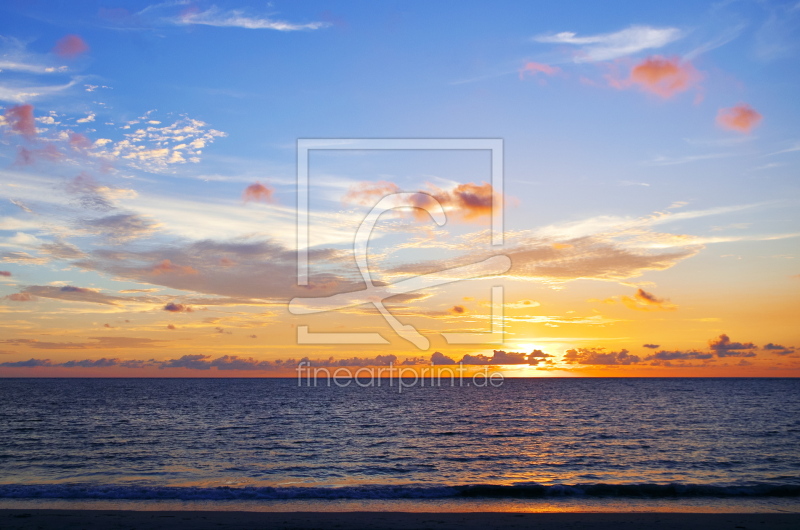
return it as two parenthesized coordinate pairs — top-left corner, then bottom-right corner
(1, 510), (799, 529)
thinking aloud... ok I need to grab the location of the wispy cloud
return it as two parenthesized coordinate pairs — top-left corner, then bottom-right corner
(519, 62), (561, 79)
(170, 6), (330, 31)
(534, 25), (683, 62)
(644, 152), (735, 166)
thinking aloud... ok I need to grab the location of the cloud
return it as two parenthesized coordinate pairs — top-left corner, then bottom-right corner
(342, 180), (401, 205)
(167, 324), (176, 330)
(645, 349), (713, 361)
(534, 25), (683, 62)
(716, 104), (762, 133)
(621, 288), (677, 311)
(173, 6), (330, 31)
(609, 56), (701, 98)
(150, 259), (199, 276)
(485, 350), (530, 365)
(505, 299), (541, 309)
(81, 213), (160, 242)
(391, 234), (699, 286)
(107, 116), (226, 172)
(643, 343), (660, 349)
(0, 271), (10, 277)
(3, 104), (36, 138)
(39, 240), (86, 260)
(344, 181), (498, 223)
(431, 351), (456, 365)
(160, 354), (211, 370)
(163, 302), (193, 313)
(66, 173), (137, 211)
(519, 62), (560, 79)
(242, 182), (275, 203)
(0, 357), (156, 368)
(1, 252), (49, 265)
(0, 336), (165, 350)
(708, 334), (757, 357)
(449, 305), (467, 315)
(437, 182), (495, 221)
(305, 355), (400, 367)
(52, 35), (89, 58)
(564, 348), (641, 365)
(5, 293), (36, 302)
(527, 349), (554, 366)
(764, 343), (795, 355)
(0, 358), (52, 367)
(19, 285), (129, 306)
(16, 144), (63, 165)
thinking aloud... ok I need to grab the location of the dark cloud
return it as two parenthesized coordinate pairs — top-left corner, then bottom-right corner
(0, 358), (52, 368)
(459, 353), (492, 365)
(66, 174), (116, 211)
(39, 240), (86, 260)
(645, 350), (713, 361)
(643, 343), (660, 349)
(0, 271), (11, 277)
(764, 343), (795, 355)
(78, 238), (358, 302)
(81, 213), (159, 243)
(708, 334), (757, 357)
(60, 358), (121, 368)
(22, 285), (124, 306)
(431, 351), (456, 365)
(163, 302), (192, 312)
(159, 354), (211, 370)
(564, 348), (641, 365)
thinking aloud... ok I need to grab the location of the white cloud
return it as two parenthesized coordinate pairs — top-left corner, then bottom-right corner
(535, 25), (683, 62)
(170, 7), (330, 31)
(0, 79), (80, 103)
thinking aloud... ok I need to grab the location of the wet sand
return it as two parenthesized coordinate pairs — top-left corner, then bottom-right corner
(2, 510), (799, 529)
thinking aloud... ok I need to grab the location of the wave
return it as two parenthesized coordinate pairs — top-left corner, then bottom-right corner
(1, 483), (799, 501)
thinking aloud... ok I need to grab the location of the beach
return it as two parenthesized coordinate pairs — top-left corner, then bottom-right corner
(2, 510), (800, 530)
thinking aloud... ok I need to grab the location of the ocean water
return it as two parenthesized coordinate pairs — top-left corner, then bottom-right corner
(1, 377), (799, 512)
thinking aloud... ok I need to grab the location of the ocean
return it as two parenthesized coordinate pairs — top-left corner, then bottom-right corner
(1, 377), (799, 513)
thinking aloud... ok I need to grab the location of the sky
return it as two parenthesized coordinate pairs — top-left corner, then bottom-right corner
(0, 0), (798, 377)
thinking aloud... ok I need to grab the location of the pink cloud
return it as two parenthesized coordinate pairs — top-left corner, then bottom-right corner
(4, 105), (36, 139)
(242, 182), (275, 203)
(150, 259), (198, 276)
(53, 35), (89, 58)
(7, 293), (36, 302)
(69, 132), (92, 151)
(519, 61), (561, 80)
(342, 180), (400, 205)
(343, 181), (499, 223)
(609, 56), (701, 98)
(0, 271), (10, 277)
(16, 145), (62, 165)
(716, 104), (762, 133)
